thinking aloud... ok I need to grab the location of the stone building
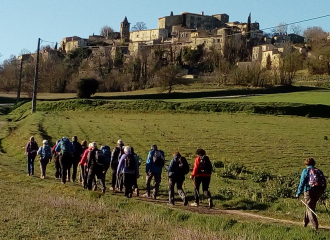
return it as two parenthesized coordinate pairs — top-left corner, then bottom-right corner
(60, 36), (87, 53)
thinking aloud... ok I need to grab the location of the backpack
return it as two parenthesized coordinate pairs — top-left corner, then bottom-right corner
(101, 145), (111, 164)
(198, 155), (213, 174)
(42, 146), (52, 160)
(309, 168), (326, 189)
(60, 138), (72, 154)
(153, 150), (165, 167)
(111, 146), (123, 166)
(95, 150), (106, 166)
(125, 153), (136, 170)
(179, 157), (190, 175)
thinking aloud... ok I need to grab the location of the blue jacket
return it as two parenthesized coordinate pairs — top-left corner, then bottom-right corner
(166, 155), (185, 180)
(146, 149), (165, 174)
(55, 138), (75, 154)
(296, 165), (313, 196)
(117, 152), (139, 176)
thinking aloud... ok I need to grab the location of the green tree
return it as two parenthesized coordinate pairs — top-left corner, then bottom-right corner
(279, 45), (304, 85)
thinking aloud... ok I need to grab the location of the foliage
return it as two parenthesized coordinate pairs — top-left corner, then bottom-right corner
(76, 78), (99, 98)
(251, 170), (273, 183)
(279, 45), (304, 85)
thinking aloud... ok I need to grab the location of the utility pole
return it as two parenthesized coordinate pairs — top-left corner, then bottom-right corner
(32, 38), (40, 113)
(17, 60), (23, 103)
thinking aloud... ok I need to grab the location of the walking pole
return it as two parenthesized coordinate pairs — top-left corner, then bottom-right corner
(321, 199), (330, 218)
(300, 199), (318, 217)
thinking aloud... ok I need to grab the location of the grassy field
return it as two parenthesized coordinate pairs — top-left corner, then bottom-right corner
(1, 99), (330, 239)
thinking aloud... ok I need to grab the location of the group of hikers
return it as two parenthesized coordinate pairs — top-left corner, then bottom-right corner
(25, 136), (328, 229)
(25, 136), (214, 208)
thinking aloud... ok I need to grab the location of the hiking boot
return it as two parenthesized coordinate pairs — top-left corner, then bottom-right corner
(142, 193), (150, 198)
(208, 198), (213, 209)
(135, 188), (139, 197)
(190, 202), (199, 207)
(184, 200), (188, 206)
(128, 193), (132, 198)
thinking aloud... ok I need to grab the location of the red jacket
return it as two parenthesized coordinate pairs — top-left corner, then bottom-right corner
(79, 147), (92, 166)
(191, 156), (212, 178)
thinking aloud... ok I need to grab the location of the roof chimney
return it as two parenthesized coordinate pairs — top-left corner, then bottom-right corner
(201, 11), (204, 16)
(170, 11), (173, 16)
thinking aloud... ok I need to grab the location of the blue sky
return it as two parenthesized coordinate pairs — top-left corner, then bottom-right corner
(0, 0), (329, 62)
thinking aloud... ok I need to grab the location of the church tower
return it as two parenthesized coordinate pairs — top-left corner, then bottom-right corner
(120, 16), (130, 42)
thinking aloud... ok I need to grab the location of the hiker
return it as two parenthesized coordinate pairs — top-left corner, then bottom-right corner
(55, 137), (75, 184)
(111, 139), (125, 191)
(117, 146), (139, 198)
(166, 152), (189, 206)
(296, 157), (327, 230)
(25, 136), (39, 176)
(142, 144), (165, 199)
(190, 148), (213, 208)
(100, 144), (111, 181)
(71, 136), (82, 182)
(79, 140), (88, 183)
(79, 142), (93, 188)
(86, 142), (106, 193)
(37, 140), (52, 179)
(51, 140), (61, 179)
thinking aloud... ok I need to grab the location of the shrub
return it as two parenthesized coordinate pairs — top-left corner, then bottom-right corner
(77, 78), (99, 98)
(251, 170), (273, 183)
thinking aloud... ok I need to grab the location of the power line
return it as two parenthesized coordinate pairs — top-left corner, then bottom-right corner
(261, 14), (330, 31)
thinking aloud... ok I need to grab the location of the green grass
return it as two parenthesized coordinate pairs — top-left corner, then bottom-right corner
(2, 100), (330, 239)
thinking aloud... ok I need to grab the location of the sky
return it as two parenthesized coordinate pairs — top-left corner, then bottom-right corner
(0, 0), (329, 62)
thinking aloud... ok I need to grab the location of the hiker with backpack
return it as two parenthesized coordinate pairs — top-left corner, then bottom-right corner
(86, 142), (106, 193)
(100, 145), (111, 181)
(116, 146), (139, 198)
(52, 140), (61, 179)
(296, 157), (327, 230)
(190, 148), (213, 208)
(71, 136), (83, 182)
(142, 144), (165, 199)
(111, 140), (125, 191)
(166, 152), (189, 206)
(37, 140), (52, 179)
(55, 137), (75, 184)
(25, 136), (39, 176)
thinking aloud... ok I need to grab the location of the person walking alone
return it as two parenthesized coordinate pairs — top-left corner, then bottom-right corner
(296, 157), (326, 230)
(25, 136), (38, 176)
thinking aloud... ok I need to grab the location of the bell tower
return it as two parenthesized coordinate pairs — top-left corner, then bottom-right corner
(120, 16), (130, 42)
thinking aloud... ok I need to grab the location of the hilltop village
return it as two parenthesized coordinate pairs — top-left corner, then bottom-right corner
(18, 11), (306, 73)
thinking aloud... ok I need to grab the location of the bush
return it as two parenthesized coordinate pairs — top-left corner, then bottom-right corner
(77, 78), (99, 98)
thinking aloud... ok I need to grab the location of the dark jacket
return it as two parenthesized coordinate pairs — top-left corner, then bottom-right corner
(72, 141), (82, 159)
(26, 141), (39, 158)
(111, 145), (124, 166)
(166, 155), (185, 180)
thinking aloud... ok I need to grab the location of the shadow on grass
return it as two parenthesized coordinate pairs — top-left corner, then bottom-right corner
(91, 86), (322, 100)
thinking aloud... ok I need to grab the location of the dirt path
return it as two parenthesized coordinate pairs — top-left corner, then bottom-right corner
(126, 194), (330, 230)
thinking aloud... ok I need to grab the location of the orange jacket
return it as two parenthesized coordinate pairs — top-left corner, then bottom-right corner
(191, 156), (212, 178)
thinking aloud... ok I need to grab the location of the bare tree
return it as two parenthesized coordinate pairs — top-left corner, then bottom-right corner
(154, 65), (185, 94)
(303, 26), (327, 43)
(131, 22), (147, 31)
(272, 22), (288, 36)
(100, 25), (114, 37)
(290, 24), (302, 35)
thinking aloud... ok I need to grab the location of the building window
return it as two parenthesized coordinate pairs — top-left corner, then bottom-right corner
(217, 39), (220, 43)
